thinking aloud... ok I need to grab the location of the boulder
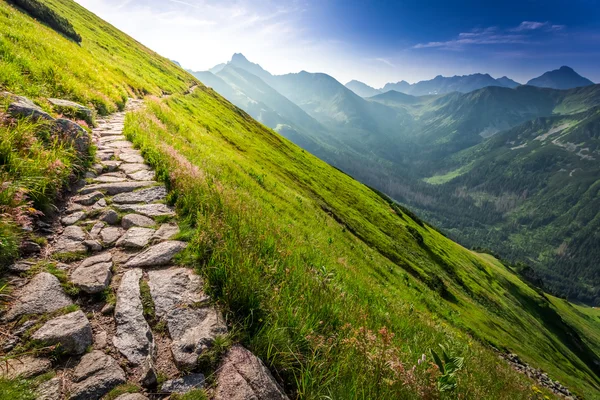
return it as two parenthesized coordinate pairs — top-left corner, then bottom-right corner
(20, 240), (41, 255)
(89, 222), (105, 240)
(214, 345), (288, 400)
(5, 272), (73, 320)
(112, 186), (167, 204)
(53, 225), (87, 254)
(2, 92), (53, 120)
(161, 373), (205, 394)
(125, 241), (187, 268)
(62, 211), (86, 225)
(116, 227), (155, 249)
(122, 214), (155, 229)
(31, 310), (93, 354)
(100, 226), (123, 245)
(79, 181), (156, 195)
(69, 351), (126, 400)
(48, 98), (93, 124)
(113, 269), (155, 365)
(54, 118), (91, 155)
(0, 355), (52, 379)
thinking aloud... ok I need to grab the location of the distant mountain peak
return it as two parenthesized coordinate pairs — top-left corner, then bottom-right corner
(231, 53), (249, 62)
(345, 80), (382, 97)
(527, 66), (594, 90)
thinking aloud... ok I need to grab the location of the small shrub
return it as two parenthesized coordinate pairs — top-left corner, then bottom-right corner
(9, 0), (82, 43)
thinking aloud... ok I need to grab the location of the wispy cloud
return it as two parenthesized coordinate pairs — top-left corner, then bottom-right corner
(414, 21), (567, 50)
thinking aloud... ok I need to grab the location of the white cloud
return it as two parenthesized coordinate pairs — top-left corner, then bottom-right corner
(510, 21), (547, 31)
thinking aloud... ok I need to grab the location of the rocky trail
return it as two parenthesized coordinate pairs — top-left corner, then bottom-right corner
(0, 98), (288, 400)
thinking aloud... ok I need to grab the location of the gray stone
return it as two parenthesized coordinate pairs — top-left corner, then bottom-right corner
(119, 153), (145, 163)
(101, 302), (115, 315)
(92, 164), (104, 174)
(37, 377), (62, 400)
(101, 160), (122, 171)
(69, 351), (126, 400)
(92, 198), (108, 210)
(93, 175), (127, 183)
(89, 222), (105, 240)
(48, 98), (93, 122)
(214, 345), (288, 400)
(119, 163), (150, 174)
(5, 273), (73, 320)
(62, 211), (86, 225)
(122, 214), (155, 229)
(152, 223), (180, 242)
(115, 395), (149, 400)
(112, 186), (167, 204)
(148, 268), (225, 369)
(66, 203), (85, 214)
(20, 240), (41, 255)
(101, 209), (120, 225)
(3, 92), (53, 120)
(71, 253), (113, 294)
(128, 170), (155, 181)
(53, 226), (87, 254)
(31, 310), (93, 355)
(113, 269), (155, 365)
(97, 151), (113, 161)
(139, 357), (157, 388)
(85, 171), (96, 179)
(114, 203), (174, 218)
(116, 227), (155, 249)
(106, 141), (133, 149)
(8, 260), (35, 273)
(80, 181), (156, 195)
(124, 241), (187, 268)
(99, 135), (126, 143)
(0, 355), (52, 379)
(161, 373), (205, 394)
(100, 227), (123, 245)
(54, 119), (91, 155)
(83, 240), (103, 252)
(94, 330), (108, 349)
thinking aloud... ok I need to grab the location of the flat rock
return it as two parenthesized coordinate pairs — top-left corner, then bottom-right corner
(92, 198), (108, 210)
(122, 214), (155, 229)
(112, 186), (167, 204)
(152, 223), (180, 242)
(0, 355), (52, 379)
(119, 153), (145, 163)
(116, 227), (155, 249)
(114, 203), (174, 217)
(62, 211), (86, 225)
(65, 203), (85, 214)
(93, 175), (128, 183)
(115, 395), (149, 400)
(74, 191), (104, 206)
(148, 268), (224, 369)
(37, 377), (62, 400)
(113, 269), (155, 365)
(161, 373), (205, 394)
(119, 163), (150, 174)
(83, 239), (103, 252)
(5, 272), (73, 320)
(48, 98), (92, 122)
(89, 222), (105, 240)
(214, 345), (288, 400)
(99, 135), (126, 143)
(94, 330), (108, 349)
(32, 310), (93, 354)
(101, 209), (120, 225)
(124, 241), (187, 268)
(71, 253), (113, 294)
(100, 226), (123, 245)
(106, 141), (133, 149)
(128, 170), (155, 181)
(69, 351), (126, 400)
(53, 225), (87, 254)
(80, 181), (156, 195)
(8, 260), (35, 273)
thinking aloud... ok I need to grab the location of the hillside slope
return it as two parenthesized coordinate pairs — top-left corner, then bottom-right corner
(1, 0), (600, 399)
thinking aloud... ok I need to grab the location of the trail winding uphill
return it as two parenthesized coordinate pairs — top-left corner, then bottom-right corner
(0, 98), (288, 400)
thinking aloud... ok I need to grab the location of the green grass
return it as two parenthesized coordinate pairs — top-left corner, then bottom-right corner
(423, 162), (474, 185)
(0, 378), (36, 400)
(1, 0), (598, 398)
(122, 91), (582, 399)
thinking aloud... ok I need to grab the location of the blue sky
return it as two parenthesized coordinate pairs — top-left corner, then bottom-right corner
(76, 0), (599, 87)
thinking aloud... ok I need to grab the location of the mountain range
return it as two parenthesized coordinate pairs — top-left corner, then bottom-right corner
(344, 66), (593, 97)
(191, 54), (600, 306)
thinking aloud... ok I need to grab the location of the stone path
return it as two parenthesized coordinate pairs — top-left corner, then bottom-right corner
(0, 99), (288, 399)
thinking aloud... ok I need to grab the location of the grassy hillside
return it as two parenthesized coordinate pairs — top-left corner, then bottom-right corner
(1, 0), (600, 398)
